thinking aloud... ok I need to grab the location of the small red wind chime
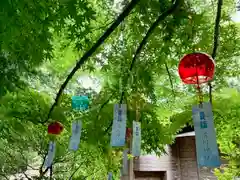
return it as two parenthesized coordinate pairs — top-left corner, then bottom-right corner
(44, 121), (64, 168)
(178, 52), (215, 103)
(125, 128), (132, 143)
(48, 121), (64, 135)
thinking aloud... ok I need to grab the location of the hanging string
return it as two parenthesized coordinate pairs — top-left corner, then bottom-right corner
(196, 85), (203, 107)
(195, 58), (203, 108)
(135, 93), (141, 123)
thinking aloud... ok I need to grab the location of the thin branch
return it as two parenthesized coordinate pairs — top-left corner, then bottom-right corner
(83, 169), (101, 180)
(23, 171), (32, 180)
(43, 0), (140, 124)
(0, 174), (9, 180)
(120, 0), (180, 103)
(103, 120), (113, 135)
(164, 60), (175, 97)
(209, 0), (223, 104)
(104, 0), (181, 134)
(50, 165), (53, 180)
(211, 0), (223, 59)
(39, 151), (48, 175)
(68, 152), (96, 179)
(27, 165), (38, 170)
(93, 20), (115, 32)
(96, 94), (114, 121)
(68, 163), (84, 180)
(38, 167), (49, 180)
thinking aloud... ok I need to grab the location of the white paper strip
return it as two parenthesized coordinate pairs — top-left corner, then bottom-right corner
(110, 104), (127, 147)
(132, 121), (141, 156)
(44, 141), (56, 168)
(121, 149), (129, 175)
(107, 172), (113, 180)
(69, 120), (82, 151)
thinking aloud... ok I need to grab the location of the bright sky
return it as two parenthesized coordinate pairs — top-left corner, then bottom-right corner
(78, 75), (101, 93)
(232, 11), (240, 22)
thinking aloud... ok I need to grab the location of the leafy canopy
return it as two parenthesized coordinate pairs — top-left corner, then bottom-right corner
(0, 0), (240, 179)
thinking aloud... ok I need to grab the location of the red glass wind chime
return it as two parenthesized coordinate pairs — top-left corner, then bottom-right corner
(48, 121), (64, 135)
(178, 52), (215, 104)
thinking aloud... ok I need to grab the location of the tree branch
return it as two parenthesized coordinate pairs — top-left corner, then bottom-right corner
(209, 0), (223, 104)
(50, 165), (53, 180)
(0, 174), (9, 180)
(104, 0), (181, 134)
(164, 60), (175, 97)
(68, 153), (96, 180)
(23, 171), (32, 180)
(43, 0), (140, 124)
(83, 169), (101, 179)
(95, 94), (114, 121)
(39, 151), (48, 176)
(211, 0), (223, 59)
(68, 162), (84, 180)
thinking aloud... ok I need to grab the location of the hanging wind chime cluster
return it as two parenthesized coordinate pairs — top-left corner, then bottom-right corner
(178, 52), (220, 167)
(44, 95), (89, 169)
(108, 101), (141, 179)
(43, 52), (220, 178)
(43, 87), (140, 179)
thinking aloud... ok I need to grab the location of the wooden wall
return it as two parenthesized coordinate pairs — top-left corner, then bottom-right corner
(134, 145), (179, 180)
(176, 136), (217, 180)
(177, 136), (198, 180)
(133, 136), (218, 180)
(134, 171), (165, 180)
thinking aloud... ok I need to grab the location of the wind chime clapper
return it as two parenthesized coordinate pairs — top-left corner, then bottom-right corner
(44, 121), (64, 168)
(178, 52), (215, 107)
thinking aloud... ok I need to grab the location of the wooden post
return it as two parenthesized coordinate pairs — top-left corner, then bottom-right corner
(129, 136), (134, 180)
(175, 139), (181, 180)
(121, 135), (133, 180)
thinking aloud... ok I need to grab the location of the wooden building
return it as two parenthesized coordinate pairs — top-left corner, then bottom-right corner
(131, 131), (221, 180)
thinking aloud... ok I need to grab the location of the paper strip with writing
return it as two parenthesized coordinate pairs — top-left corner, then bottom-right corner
(132, 121), (141, 156)
(69, 120), (82, 151)
(192, 102), (220, 167)
(44, 141), (56, 168)
(110, 104), (127, 147)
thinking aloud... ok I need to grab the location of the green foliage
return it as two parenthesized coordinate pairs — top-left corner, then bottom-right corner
(0, 0), (99, 96)
(0, 0), (240, 179)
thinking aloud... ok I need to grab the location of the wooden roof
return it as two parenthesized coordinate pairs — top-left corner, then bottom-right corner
(176, 131), (195, 138)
